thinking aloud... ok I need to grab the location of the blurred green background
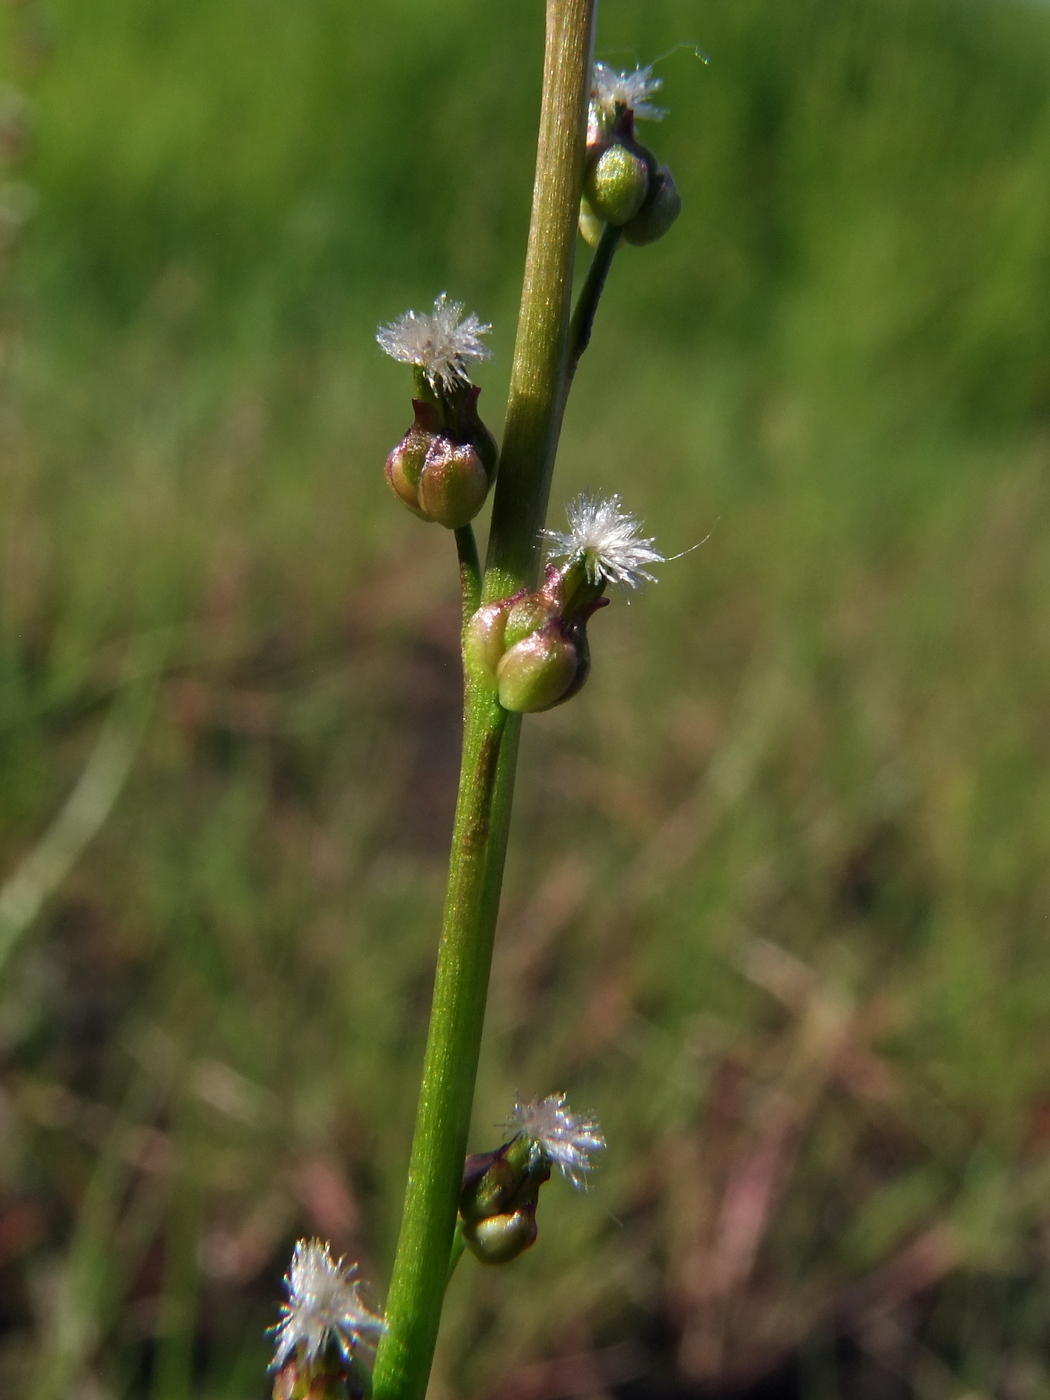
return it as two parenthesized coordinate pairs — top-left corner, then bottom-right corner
(2, 0), (1050, 1395)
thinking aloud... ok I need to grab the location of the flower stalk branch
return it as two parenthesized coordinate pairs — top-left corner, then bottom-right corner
(568, 221), (621, 383)
(455, 525), (482, 624)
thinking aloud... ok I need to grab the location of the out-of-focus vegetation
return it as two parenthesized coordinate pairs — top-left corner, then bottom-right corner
(2, 0), (1050, 1395)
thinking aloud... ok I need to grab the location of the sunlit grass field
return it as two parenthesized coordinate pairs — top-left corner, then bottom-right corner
(2, 0), (1050, 1395)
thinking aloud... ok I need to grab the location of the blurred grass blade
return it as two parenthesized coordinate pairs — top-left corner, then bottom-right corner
(0, 645), (162, 976)
(29, 1037), (178, 1400)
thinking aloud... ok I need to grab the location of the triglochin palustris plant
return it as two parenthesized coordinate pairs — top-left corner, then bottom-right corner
(268, 17), (690, 1400)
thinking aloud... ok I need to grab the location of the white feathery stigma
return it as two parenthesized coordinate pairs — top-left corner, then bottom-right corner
(589, 61), (666, 139)
(376, 292), (493, 391)
(271, 1239), (386, 1371)
(507, 1093), (606, 1189)
(544, 492), (664, 590)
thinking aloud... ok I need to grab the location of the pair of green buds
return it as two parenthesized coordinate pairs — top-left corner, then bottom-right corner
(457, 1093), (605, 1264)
(459, 1136), (551, 1265)
(580, 105), (681, 248)
(384, 374), (498, 530)
(465, 559), (608, 714)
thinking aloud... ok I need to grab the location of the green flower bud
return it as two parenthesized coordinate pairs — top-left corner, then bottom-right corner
(460, 1147), (521, 1223)
(417, 438), (490, 529)
(456, 1093), (604, 1269)
(459, 1144), (547, 1265)
(496, 619), (583, 714)
(462, 1207), (538, 1266)
(502, 591), (560, 651)
(384, 400), (439, 520)
(383, 389), (497, 530)
(578, 197), (605, 248)
(465, 584), (559, 695)
(464, 598), (513, 686)
(466, 564), (610, 712)
(623, 165), (681, 246)
(584, 139), (652, 227)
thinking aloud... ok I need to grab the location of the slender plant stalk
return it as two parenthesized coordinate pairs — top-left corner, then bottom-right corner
(568, 221), (620, 382)
(454, 525), (482, 624)
(371, 5), (597, 1399)
(482, 0), (597, 606)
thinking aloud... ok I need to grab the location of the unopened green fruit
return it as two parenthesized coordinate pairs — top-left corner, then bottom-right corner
(496, 624), (579, 713)
(623, 165), (681, 245)
(464, 601), (511, 685)
(462, 1209), (538, 1265)
(417, 440), (490, 529)
(459, 1153), (518, 1223)
(384, 428), (432, 519)
(502, 593), (559, 651)
(584, 142), (650, 226)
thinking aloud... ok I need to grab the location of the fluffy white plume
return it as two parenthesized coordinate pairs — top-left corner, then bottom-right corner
(376, 292), (493, 390)
(590, 61), (666, 136)
(544, 492), (664, 590)
(271, 1239), (385, 1370)
(507, 1093), (606, 1189)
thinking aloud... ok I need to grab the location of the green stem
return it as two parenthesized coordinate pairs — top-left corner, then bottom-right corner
(567, 221), (621, 384)
(483, 0), (597, 606)
(371, 5), (595, 1399)
(454, 525), (482, 626)
(372, 693), (510, 1400)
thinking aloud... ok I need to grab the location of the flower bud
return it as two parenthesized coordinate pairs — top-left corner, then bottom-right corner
(501, 590), (561, 651)
(623, 165), (681, 246)
(458, 1138), (549, 1266)
(456, 1093), (605, 1268)
(466, 563), (609, 711)
(417, 438), (490, 529)
(496, 618), (585, 714)
(383, 392), (497, 529)
(460, 1148), (521, 1222)
(464, 599), (513, 685)
(462, 1207), (539, 1266)
(384, 399), (441, 520)
(583, 139), (653, 227)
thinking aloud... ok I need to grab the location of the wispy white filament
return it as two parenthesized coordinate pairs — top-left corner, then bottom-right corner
(271, 1239), (386, 1370)
(544, 492), (664, 590)
(589, 61), (666, 137)
(507, 1093), (606, 1189)
(376, 292), (493, 391)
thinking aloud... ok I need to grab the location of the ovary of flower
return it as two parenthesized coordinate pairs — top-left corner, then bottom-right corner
(271, 1239), (386, 1370)
(376, 292), (493, 391)
(507, 1093), (606, 1189)
(593, 61), (666, 127)
(544, 492), (664, 590)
